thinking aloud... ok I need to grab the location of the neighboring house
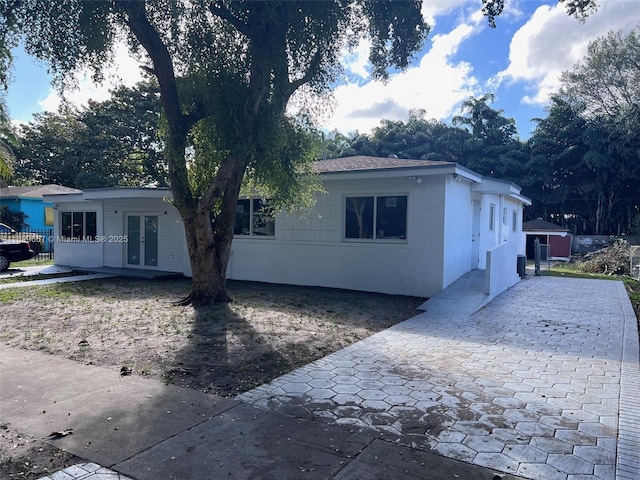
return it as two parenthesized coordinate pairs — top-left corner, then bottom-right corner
(44, 156), (531, 298)
(0, 184), (81, 231)
(523, 218), (572, 261)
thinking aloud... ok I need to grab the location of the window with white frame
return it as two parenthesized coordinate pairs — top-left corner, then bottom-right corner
(61, 211), (97, 240)
(503, 207), (508, 225)
(234, 199), (275, 236)
(345, 195), (407, 240)
(489, 204), (496, 231)
(512, 210), (518, 232)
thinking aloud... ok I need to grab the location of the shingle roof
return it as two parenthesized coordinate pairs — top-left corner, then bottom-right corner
(523, 219), (569, 232)
(0, 185), (82, 198)
(313, 156), (454, 173)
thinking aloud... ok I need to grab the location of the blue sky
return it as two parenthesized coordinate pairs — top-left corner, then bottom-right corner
(5, 0), (640, 140)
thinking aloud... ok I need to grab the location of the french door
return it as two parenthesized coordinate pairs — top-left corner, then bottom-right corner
(126, 214), (159, 268)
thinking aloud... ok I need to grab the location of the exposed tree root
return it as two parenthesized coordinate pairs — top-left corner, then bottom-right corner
(171, 291), (233, 307)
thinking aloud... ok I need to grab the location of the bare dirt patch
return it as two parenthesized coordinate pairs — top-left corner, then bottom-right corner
(0, 277), (422, 479)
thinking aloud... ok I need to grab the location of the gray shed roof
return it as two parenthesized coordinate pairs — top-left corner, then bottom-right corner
(523, 219), (569, 232)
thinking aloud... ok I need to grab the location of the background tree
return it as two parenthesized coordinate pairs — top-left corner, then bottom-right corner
(0, 99), (15, 186)
(13, 82), (166, 188)
(452, 93), (528, 180)
(542, 24), (640, 234)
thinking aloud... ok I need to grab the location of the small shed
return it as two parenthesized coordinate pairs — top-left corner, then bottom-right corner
(523, 219), (571, 261)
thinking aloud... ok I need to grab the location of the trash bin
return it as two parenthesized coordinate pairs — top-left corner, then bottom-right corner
(517, 254), (527, 278)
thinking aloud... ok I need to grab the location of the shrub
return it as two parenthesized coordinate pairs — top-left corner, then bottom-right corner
(577, 238), (631, 275)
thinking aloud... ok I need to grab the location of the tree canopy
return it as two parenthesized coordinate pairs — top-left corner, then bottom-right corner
(13, 82), (167, 188)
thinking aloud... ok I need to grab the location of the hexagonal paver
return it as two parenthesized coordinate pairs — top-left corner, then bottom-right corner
(332, 394), (361, 405)
(357, 389), (388, 401)
(281, 382), (311, 394)
(473, 453), (519, 474)
(554, 430), (596, 446)
(432, 443), (477, 463)
(529, 437), (574, 454)
(493, 397), (527, 409)
(356, 379), (385, 390)
(503, 409), (540, 422)
(308, 378), (336, 389)
(514, 422), (556, 437)
(381, 384), (412, 396)
(305, 388), (336, 399)
(384, 395), (417, 407)
(360, 400), (391, 411)
(573, 445), (615, 465)
(577, 422), (616, 438)
(547, 453), (593, 475)
(517, 462), (567, 480)
(333, 375), (359, 385)
(539, 415), (579, 430)
(452, 421), (493, 436)
(503, 444), (548, 463)
(331, 383), (361, 395)
(462, 435), (505, 453)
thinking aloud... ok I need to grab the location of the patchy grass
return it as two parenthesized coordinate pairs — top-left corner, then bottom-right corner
(0, 277), (422, 397)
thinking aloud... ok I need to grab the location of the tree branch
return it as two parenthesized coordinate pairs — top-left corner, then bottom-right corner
(208, 1), (248, 36)
(288, 49), (323, 96)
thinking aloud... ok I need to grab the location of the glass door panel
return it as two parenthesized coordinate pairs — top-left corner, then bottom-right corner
(127, 215), (141, 266)
(144, 215), (158, 267)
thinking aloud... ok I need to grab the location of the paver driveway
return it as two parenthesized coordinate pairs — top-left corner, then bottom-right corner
(239, 274), (640, 480)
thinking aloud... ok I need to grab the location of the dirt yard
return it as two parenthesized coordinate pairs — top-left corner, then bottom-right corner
(0, 276), (422, 479)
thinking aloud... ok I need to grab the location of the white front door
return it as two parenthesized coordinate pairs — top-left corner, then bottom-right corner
(126, 214), (159, 268)
(471, 200), (481, 269)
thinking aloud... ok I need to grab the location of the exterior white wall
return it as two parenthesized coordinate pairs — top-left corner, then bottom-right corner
(52, 201), (104, 267)
(226, 175), (448, 298)
(485, 240), (521, 300)
(102, 198), (185, 272)
(476, 193), (525, 269)
(442, 175), (474, 288)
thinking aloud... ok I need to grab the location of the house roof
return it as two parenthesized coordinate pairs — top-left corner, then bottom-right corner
(0, 184), (81, 199)
(314, 156), (454, 173)
(523, 219), (569, 232)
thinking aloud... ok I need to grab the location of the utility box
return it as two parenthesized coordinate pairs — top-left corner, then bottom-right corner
(517, 254), (527, 278)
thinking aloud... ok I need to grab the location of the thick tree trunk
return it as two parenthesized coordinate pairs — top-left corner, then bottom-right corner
(178, 156), (247, 305)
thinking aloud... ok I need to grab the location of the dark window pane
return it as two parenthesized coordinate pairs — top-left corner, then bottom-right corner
(85, 212), (97, 240)
(376, 196), (407, 239)
(72, 212), (83, 239)
(252, 199), (275, 236)
(345, 197), (373, 239)
(235, 199), (250, 235)
(61, 212), (72, 238)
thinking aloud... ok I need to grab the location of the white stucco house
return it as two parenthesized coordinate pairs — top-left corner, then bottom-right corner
(44, 156), (531, 298)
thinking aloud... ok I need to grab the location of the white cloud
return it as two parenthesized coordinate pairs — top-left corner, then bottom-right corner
(422, 0), (471, 26)
(38, 42), (146, 112)
(342, 39), (372, 80)
(497, 0), (640, 105)
(325, 19), (483, 134)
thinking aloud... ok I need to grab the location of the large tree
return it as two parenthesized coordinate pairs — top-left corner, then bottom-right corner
(14, 82), (167, 188)
(556, 24), (640, 234)
(0, 0), (595, 304)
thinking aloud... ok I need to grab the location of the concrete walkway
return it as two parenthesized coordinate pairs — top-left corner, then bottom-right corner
(0, 273), (638, 480)
(239, 275), (640, 480)
(0, 265), (115, 289)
